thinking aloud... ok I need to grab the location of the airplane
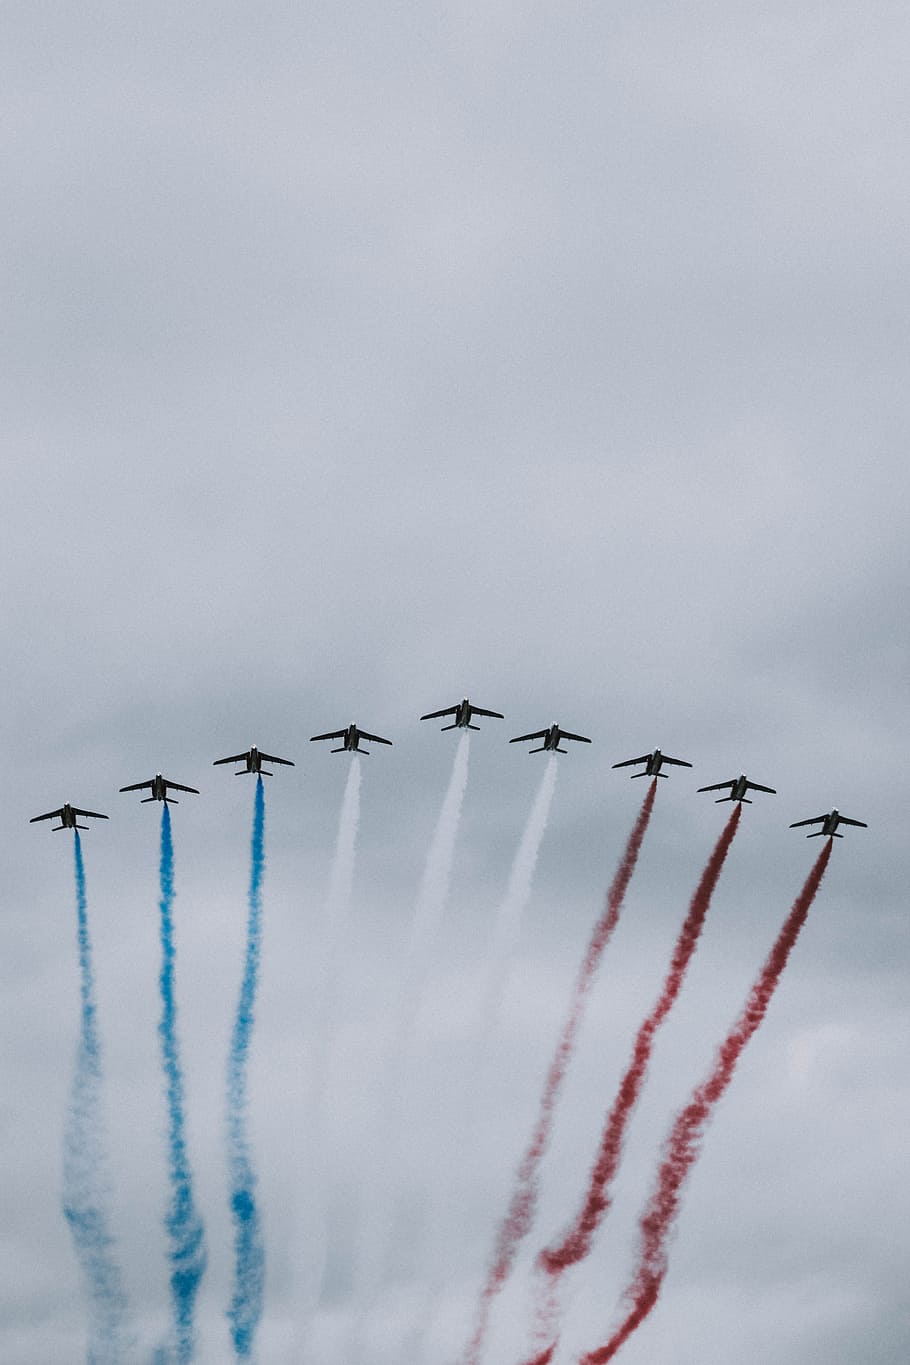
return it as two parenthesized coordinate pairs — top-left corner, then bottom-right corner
(510, 724), (591, 754)
(789, 809), (867, 839)
(697, 774), (776, 804)
(119, 774), (200, 804)
(420, 698), (504, 731)
(309, 723), (392, 755)
(613, 749), (692, 779)
(30, 804), (109, 832)
(213, 745), (294, 776)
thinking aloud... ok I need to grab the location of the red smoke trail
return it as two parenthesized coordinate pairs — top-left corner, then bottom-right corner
(462, 780), (658, 1365)
(579, 838), (833, 1365)
(530, 804), (741, 1353)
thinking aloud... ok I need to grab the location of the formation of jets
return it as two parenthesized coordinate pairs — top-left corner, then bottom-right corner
(29, 705), (867, 840)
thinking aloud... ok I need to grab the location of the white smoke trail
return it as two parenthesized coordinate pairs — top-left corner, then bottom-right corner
(474, 756), (558, 1042)
(412, 756), (559, 1363)
(344, 733), (471, 1362)
(295, 758), (362, 1360)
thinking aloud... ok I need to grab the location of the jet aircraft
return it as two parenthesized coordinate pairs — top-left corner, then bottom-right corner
(310, 724), (392, 755)
(30, 804), (109, 832)
(119, 774), (200, 804)
(510, 724), (591, 754)
(213, 745), (294, 776)
(613, 749), (692, 779)
(697, 774), (776, 804)
(420, 698), (504, 731)
(789, 809), (867, 839)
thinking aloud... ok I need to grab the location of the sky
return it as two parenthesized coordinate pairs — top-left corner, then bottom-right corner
(2, 2), (908, 1362)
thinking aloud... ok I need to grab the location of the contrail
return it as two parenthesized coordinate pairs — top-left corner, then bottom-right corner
(345, 734), (471, 1361)
(226, 777), (266, 1359)
(462, 779), (657, 1365)
(158, 806), (208, 1365)
(62, 832), (132, 1363)
(576, 839), (834, 1365)
(530, 805), (741, 1355)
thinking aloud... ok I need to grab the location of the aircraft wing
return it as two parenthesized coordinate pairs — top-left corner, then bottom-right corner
(613, 754), (651, 768)
(472, 706), (505, 718)
(510, 730), (547, 743)
(71, 808), (109, 820)
(258, 752), (294, 766)
(662, 755), (693, 767)
(838, 816), (867, 827)
(789, 815), (826, 828)
(164, 780), (200, 794)
(213, 753), (250, 766)
(30, 808), (64, 823)
(358, 731), (392, 745)
(745, 781), (776, 794)
(310, 730), (346, 742)
(119, 780), (153, 793)
(420, 706), (457, 720)
(697, 780), (735, 793)
(560, 730), (592, 744)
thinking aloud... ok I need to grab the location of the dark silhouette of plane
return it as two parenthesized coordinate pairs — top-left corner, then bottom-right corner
(698, 774), (776, 804)
(420, 698), (504, 731)
(613, 749), (692, 779)
(789, 809), (867, 839)
(119, 774), (200, 804)
(510, 724), (591, 755)
(30, 803), (108, 832)
(310, 724), (392, 755)
(213, 745), (294, 776)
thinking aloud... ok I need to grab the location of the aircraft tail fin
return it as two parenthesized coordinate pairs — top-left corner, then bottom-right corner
(441, 723), (458, 731)
(260, 769), (272, 776)
(141, 796), (156, 803)
(529, 745), (546, 753)
(331, 746), (345, 753)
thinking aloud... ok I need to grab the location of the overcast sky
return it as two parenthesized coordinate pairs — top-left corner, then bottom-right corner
(2, 4), (908, 1363)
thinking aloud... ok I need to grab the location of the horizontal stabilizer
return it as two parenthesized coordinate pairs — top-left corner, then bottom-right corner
(441, 723), (458, 731)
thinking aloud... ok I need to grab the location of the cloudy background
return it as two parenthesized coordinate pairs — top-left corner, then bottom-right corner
(2, 2), (908, 1362)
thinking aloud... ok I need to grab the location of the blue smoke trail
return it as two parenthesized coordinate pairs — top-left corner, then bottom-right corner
(158, 806), (208, 1364)
(63, 832), (132, 1363)
(225, 777), (266, 1358)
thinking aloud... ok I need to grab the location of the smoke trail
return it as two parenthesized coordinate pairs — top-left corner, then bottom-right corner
(462, 779), (658, 1365)
(474, 755), (557, 1039)
(158, 806), (208, 1365)
(226, 777), (266, 1359)
(344, 735), (471, 1361)
(530, 805), (741, 1354)
(62, 833), (132, 1363)
(578, 839), (833, 1365)
(295, 757), (362, 1359)
(407, 729), (471, 986)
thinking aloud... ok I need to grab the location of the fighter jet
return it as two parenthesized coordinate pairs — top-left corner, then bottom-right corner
(510, 724), (591, 754)
(119, 774), (200, 804)
(613, 749), (692, 779)
(697, 775), (776, 804)
(30, 804), (109, 832)
(213, 745), (294, 776)
(420, 698), (504, 731)
(309, 723), (392, 755)
(789, 809), (867, 839)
